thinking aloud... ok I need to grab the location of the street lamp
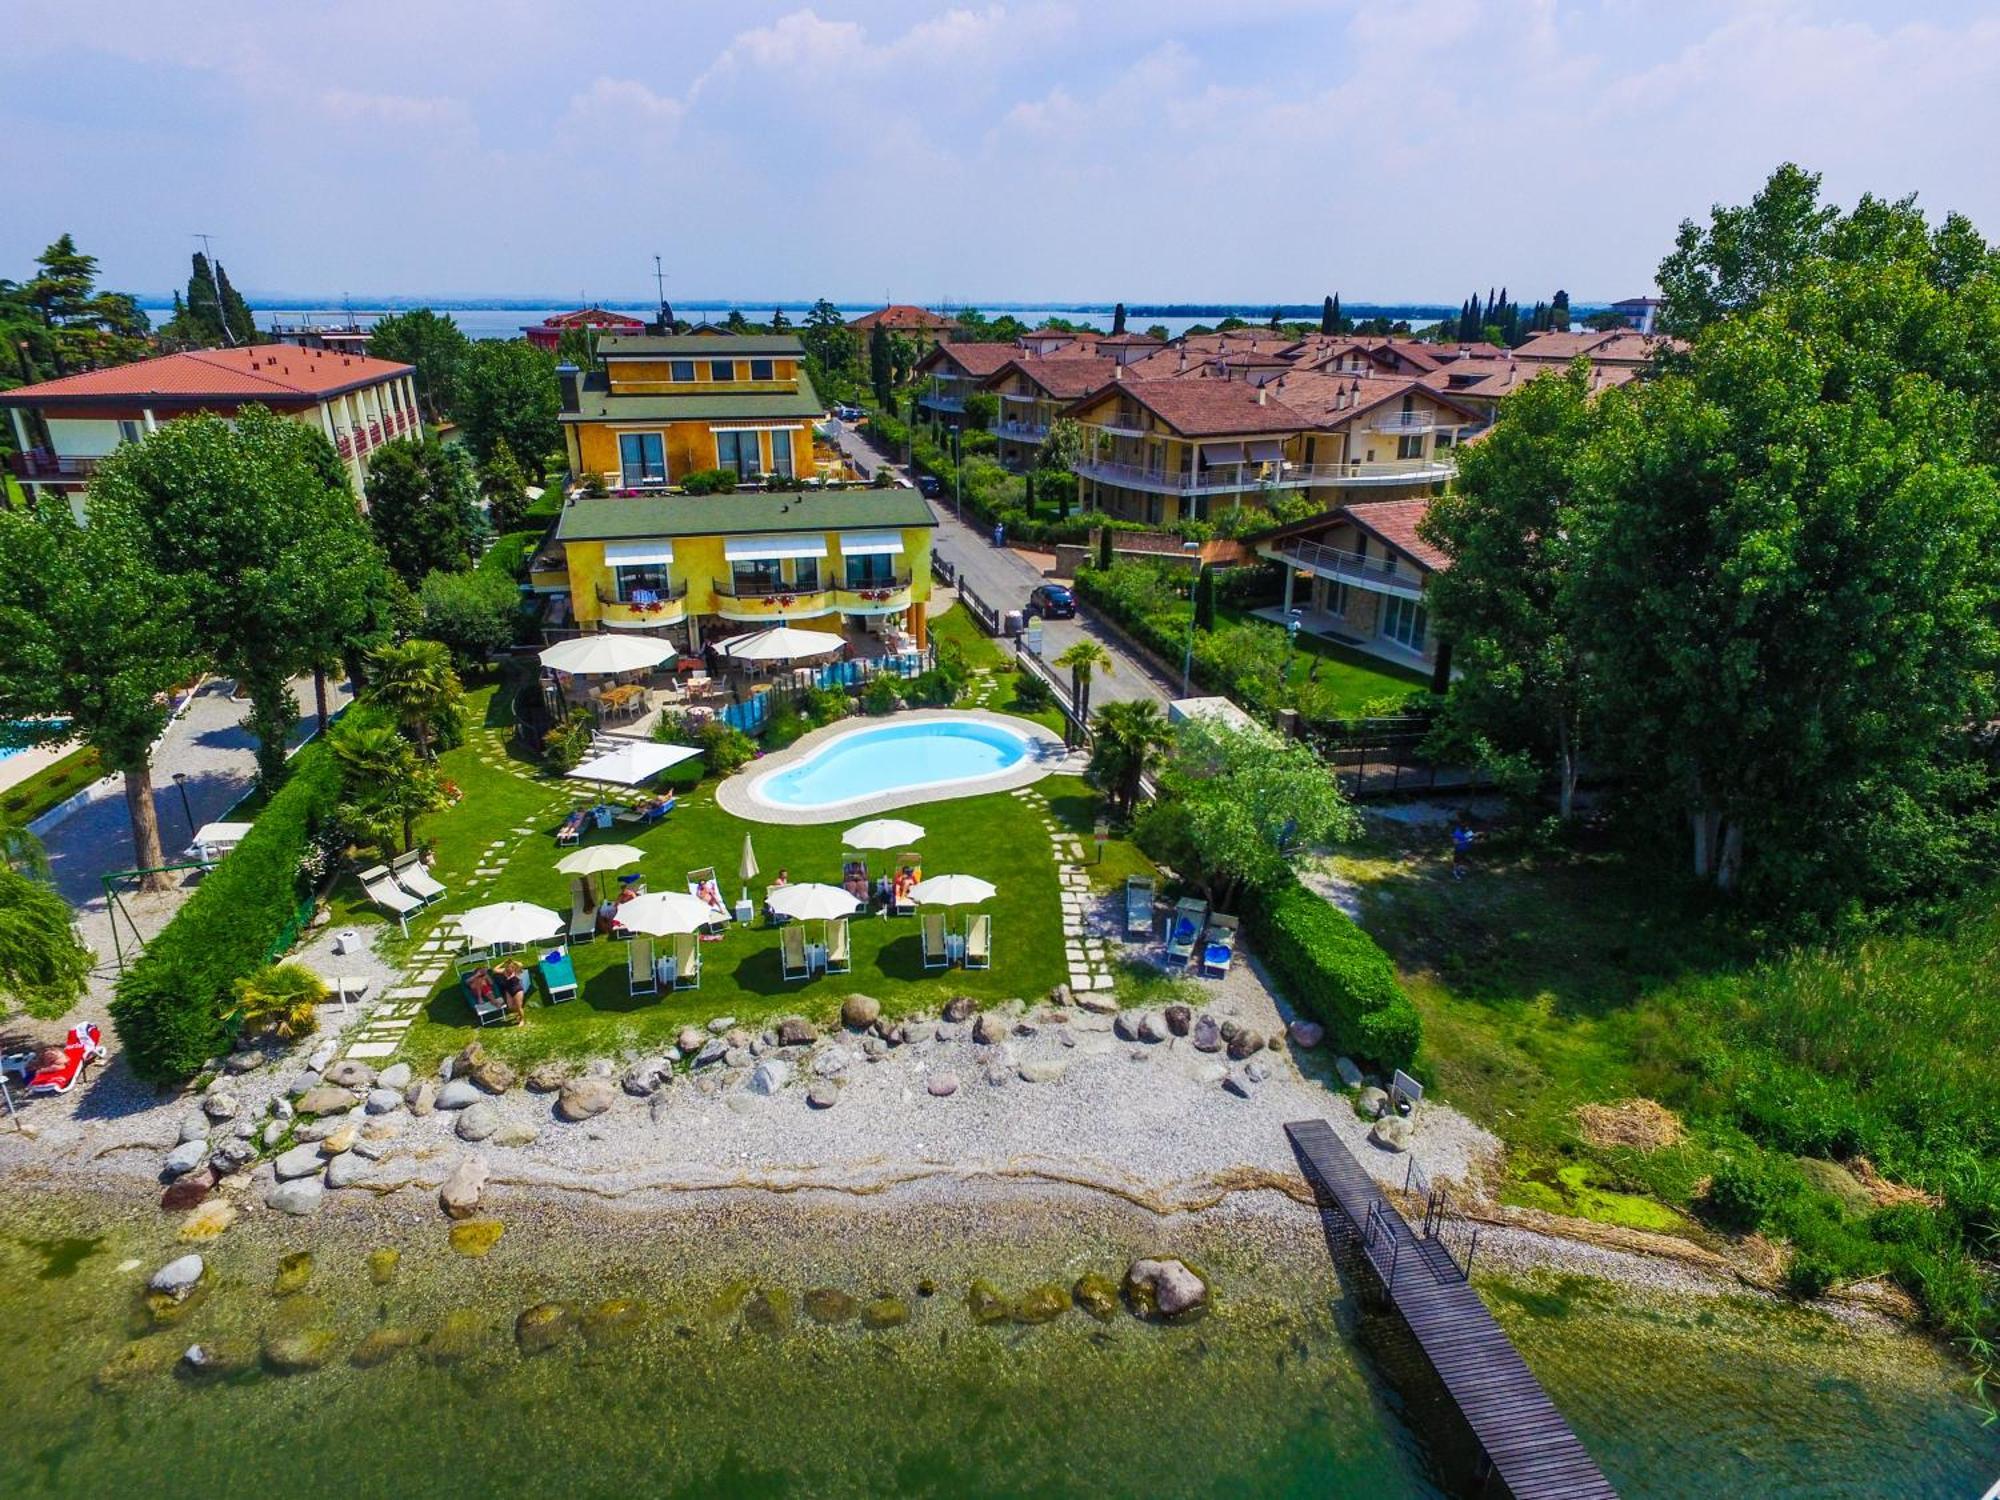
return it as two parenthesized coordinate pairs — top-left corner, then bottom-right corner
(951, 426), (963, 523)
(170, 772), (195, 839)
(1181, 540), (1202, 697)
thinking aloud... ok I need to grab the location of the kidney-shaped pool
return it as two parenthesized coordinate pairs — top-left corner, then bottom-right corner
(732, 714), (1059, 820)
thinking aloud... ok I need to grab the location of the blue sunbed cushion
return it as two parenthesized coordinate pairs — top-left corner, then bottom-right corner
(1204, 942), (1233, 966)
(1172, 919), (1199, 944)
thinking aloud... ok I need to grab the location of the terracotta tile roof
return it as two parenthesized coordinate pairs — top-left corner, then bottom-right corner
(1070, 376), (1312, 437)
(1418, 360), (1639, 401)
(1508, 330), (1618, 361)
(533, 307), (646, 331)
(914, 342), (1022, 379)
(983, 355), (1116, 399)
(1342, 497), (1448, 572)
(1263, 369), (1480, 429)
(0, 346), (415, 406)
(847, 304), (959, 331)
(1092, 332), (1163, 347)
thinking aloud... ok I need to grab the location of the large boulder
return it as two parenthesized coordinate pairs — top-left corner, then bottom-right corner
(621, 1057), (673, 1097)
(162, 1140), (208, 1179)
(438, 1155), (490, 1219)
(325, 1151), (371, 1189)
(434, 1079), (483, 1111)
(557, 1076), (617, 1121)
(1356, 1085), (1389, 1119)
(273, 1142), (326, 1180)
(941, 996), (976, 1023)
(777, 1017), (818, 1047)
(1013, 1283), (1069, 1325)
(455, 1102), (502, 1142)
(1370, 1115), (1412, 1153)
(965, 1279), (1010, 1326)
(748, 1059), (792, 1096)
(524, 1061), (569, 1093)
(266, 1179), (326, 1216)
(469, 1058), (517, 1095)
(1226, 1029), (1265, 1061)
(208, 1138), (258, 1176)
(1018, 1058), (1068, 1084)
(677, 1026), (706, 1054)
(515, 1301), (577, 1354)
(973, 1011), (1010, 1045)
(1126, 1258), (1208, 1318)
(323, 1059), (375, 1090)
(365, 1088), (403, 1116)
(294, 1086), (359, 1116)
(1190, 1016), (1223, 1053)
(406, 1080), (439, 1116)
(1138, 1011), (1171, 1044)
(148, 1254), (204, 1303)
(841, 993), (882, 1029)
(377, 1062), (413, 1091)
(1164, 1003), (1192, 1037)
(1072, 1273), (1120, 1322)
(1288, 1019), (1325, 1050)
(1334, 1055), (1365, 1088)
(807, 1082), (839, 1110)
(202, 1092), (240, 1123)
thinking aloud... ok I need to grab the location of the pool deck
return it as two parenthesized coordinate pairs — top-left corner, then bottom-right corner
(715, 708), (1079, 825)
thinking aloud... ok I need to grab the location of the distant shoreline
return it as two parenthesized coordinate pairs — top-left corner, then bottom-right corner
(133, 296), (1503, 320)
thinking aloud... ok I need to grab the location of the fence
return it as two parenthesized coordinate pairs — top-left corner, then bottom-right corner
(716, 650), (934, 734)
(958, 579), (1002, 634)
(931, 549), (957, 588)
(1012, 639), (1094, 749)
(1308, 715), (1496, 801)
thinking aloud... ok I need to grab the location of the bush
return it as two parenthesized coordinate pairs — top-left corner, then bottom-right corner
(1012, 670), (1054, 711)
(1783, 1248), (1837, 1299)
(1250, 877), (1420, 1070)
(111, 745), (341, 1081)
(1700, 1156), (1779, 1232)
(697, 719), (755, 774)
(542, 713), (595, 772)
(764, 698), (808, 749)
(801, 684), (851, 727)
(232, 962), (327, 1042)
(417, 567), (521, 666)
(861, 674), (902, 715)
(680, 468), (738, 496)
(477, 529), (543, 582)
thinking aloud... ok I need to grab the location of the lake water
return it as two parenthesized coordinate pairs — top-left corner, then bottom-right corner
(2, 1185), (1990, 1498)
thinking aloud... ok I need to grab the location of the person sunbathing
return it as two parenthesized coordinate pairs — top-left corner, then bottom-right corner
(494, 961), (528, 1025)
(467, 966), (496, 1003)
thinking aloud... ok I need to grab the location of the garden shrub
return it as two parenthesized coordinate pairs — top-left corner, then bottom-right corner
(418, 567), (521, 667)
(1783, 1248), (1837, 1299)
(680, 467), (738, 495)
(1249, 877), (1420, 1070)
(1012, 670), (1053, 712)
(476, 529), (542, 582)
(764, 698), (808, 749)
(697, 719), (755, 774)
(232, 962), (328, 1042)
(1700, 1155), (1780, 1232)
(111, 745), (342, 1082)
(801, 684), (851, 726)
(861, 675), (902, 716)
(542, 713), (595, 772)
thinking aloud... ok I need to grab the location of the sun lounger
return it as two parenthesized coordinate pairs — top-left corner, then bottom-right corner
(963, 913), (991, 970)
(921, 911), (950, 970)
(780, 923), (811, 982)
(390, 849), (446, 905)
(569, 880), (597, 944)
(628, 936), (658, 996)
(27, 1023), (104, 1095)
(359, 864), (424, 934)
(1200, 912), (1238, 977)
(670, 932), (701, 989)
(1165, 896), (1208, 968)
(1124, 875), (1156, 938)
(555, 808), (589, 845)
(825, 918), (851, 974)
(616, 794), (675, 826)
(457, 957), (507, 1027)
(538, 947), (578, 1004)
(686, 866), (730, 929)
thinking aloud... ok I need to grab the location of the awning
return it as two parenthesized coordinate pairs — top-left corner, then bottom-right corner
(1245, 439), (1285, 462)
(1200, 442), (1245, 466)
(838, 531), (904, 556)
(603, 541), (674, 566)
(725, 536), (828, 562)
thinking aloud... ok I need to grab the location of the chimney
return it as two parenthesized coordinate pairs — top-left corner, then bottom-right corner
(1256, 385), (1268, 406)
(557, 362), (582, 412)
(1112, 364), (1123, 382)
(1178, 348), (1187, 372)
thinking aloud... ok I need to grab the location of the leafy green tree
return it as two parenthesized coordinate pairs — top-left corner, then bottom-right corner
(365, 638), (463, 758)
(1088, 698), (1169, 815)
(963, 391), (998, 430)
(0, 500), (197, 883)
(1053, 639), (1112, 724)
(1037, 416), (1085, 475)
(456, 339), (559, 474)
(724, 309), (750, 333)
(24, 234), (96, 328)
(0, 866), (92, 1018)
(478, 437), (530, 533)
(365, 436), (479, 581)
(366, 308), (471, 421)
(418, 567), (519, 665)
(1656, 162), (1841, 337)
(17, 234), (150, 372)
(554, 323), (601, 372)
(802, 299), (855, 372)
(770, 307), (789, 330)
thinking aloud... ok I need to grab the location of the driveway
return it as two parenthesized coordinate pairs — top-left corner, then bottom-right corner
(833, 422), (1173, 710)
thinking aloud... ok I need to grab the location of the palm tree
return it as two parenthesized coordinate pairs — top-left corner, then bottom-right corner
(330, 716), (443, 854)
(1052, 639), (1113, 727)
(366, 639), (462, 758)
(1088, 699), (1170, 816)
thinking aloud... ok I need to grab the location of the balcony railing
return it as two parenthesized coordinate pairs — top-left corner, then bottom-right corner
(596, 578), (689, 607)
(714, 575), (831, 599)
(6, 452), (100, 480)
(994, 420), (1047, 445)
(1261, 538), (1429, 598)
(1372, 411), (1437, 433)
(1077, 454), (1455, 495)
(917, 392), (965, 413)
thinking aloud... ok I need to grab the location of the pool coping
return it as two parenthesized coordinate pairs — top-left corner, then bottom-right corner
(715, 708), (1077, 825)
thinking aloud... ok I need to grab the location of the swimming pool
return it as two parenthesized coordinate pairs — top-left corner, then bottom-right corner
(727, 713), (1062, 822)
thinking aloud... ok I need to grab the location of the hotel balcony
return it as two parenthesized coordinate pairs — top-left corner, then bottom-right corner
(1372, 411), (1439, 433)
(834, 573), (914, 615)
(993, 419), (1047, 445)
(596, 578), (689, 628)
(916, 390), (966, 414)
(1073, 457), (1291, 497)
(1257, 537), (1427, 602)
(711, 575), (835, 622)
(6, 452), (101, 480)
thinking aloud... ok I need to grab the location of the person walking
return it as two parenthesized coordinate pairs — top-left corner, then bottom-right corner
(1450, 816), (1475, 880)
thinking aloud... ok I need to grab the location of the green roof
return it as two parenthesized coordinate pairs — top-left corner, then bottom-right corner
(560, 367), (825, 424)
(554, 488), (938, 543)
(599, 333), (807, 357)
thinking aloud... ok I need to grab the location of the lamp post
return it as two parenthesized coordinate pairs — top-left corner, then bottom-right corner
(1181, 539), (1202, 697)
(170, 772), (195, 839)
(951, 426), (963, 524)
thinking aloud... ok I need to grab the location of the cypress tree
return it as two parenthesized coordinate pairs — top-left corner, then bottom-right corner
(1111, 302), (1127, 335)
(1267, 307), (1282, 330)
(1331, 293), (1344, 333)
(1096, 527), (1112, 570)
(1192, 564), (1216, 631)
(1320, 296), (1336, 335)
(769, 307), (789, 330)
(215, 261), (256, 346)
(185, 253), (224, 344)
(1551, 288), (1570, 331)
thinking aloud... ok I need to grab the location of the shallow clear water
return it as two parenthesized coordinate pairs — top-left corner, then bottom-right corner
(753, 720), (1030, 809)
(0, 1190), (1990, 1499)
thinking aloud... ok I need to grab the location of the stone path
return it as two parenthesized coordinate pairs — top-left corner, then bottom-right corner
(1009, 783), (1115, 993)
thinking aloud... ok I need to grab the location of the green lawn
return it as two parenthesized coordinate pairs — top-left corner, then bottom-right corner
(365, 685), (1144, 1070)
(0, 743), (105, 824)
(929, 603), (1006, 670)
(1218, 605), (1428, 717)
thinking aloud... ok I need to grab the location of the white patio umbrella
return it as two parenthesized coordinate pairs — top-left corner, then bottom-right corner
(738, 832), (760, 908)
(567, 740), (701, 789)
(615, 890), (724, 937)
(540, 634), (675, 676)
(765, 882), (862, 921)
(909, 874), (997, 907)
(842, 818), (926, 851)
(554, 842), (644, 899)
(724, 625), (846, 663)
(459, 901), (563, 948)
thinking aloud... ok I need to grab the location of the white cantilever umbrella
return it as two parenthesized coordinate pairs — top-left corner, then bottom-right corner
(555, 842), (645, 898)
(615, 891), (723, 937)
(724, 625), (846, 662)
(459, 901), (564, 948)
(842, 818), (925, 850)
(909, 874), (997, 906)
(567, 741), (701, 788)
(540, 634), (675, 675)
(765, 882), (862, 922)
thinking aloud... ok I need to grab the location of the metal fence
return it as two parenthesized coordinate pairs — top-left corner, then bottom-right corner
(716, 651), (934, 734)
(1308, 715), (1496, 801)
(958, 579), (1001, 634)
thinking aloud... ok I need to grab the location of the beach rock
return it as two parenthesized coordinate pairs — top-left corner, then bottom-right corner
(435, 1078), (483, 1110)
(1370, 1116), (1412, 1153)
(942, 996), (976, 1023)
(1288, 1019), (1325, 1050)
(149, 1255), (204, 1302)
(558, 1077), (617, 1121)
(965, 1279), (1010, 1325)
(973, 1011), (1010, 1045)
(860, 1297), (908, 1330)
(455, 1102), (501, 1142)
(524, 1061), (567, 1093)
(935, 1022), (964, 1042)
(203, 1092), (240, 1123)
(492, 1121), (539, 1148)
(516, 1301), (576, 1354)
(807, 1082), (839, 1110)
(1223, 1067), (1258, 1099)
(286, 1071), (322, 1098)
(178, 1198), (237, 1241)
(427, 1308), (487, 1363)
(677, 1026), (706, 1053)
(926, 1072), (960, 1098)
(266, 1179), (325, 1216)
(743, 1288), (794, 1336)
(452, 1041), (486, 1076)
(1049, 983), (1073, 1008)
(1357, 1086), (1388, 1119)
(1190, 1016), (1223, 1053)
(1226, 1029), (1265, 1061)
(308, 1042), (336, 1071)
(1018, 1058), (1068, 1084)
(271, 1251), (314, 1295)
(1335, 1055), (1364, 1088)
(320, 1122), (358, 1154)
(295, 1114), (350, 1143)
(841, 993), (881, 1029)
(1246, 1058), (1272, 1084)
(1164, 1003), (1192, 1037)
(859, 1036), (888, 1061)
(377, 1062), (412, 1091)
(707, 1016), (737, 1034)
(365, 1088), (403, 1116)
(1014, 1283), (1069, 1324)
(367, 1248), (401, 1285)
(1073, 1273), (1121, 1321)
(904, 1020), (936, 1044)
(350, 1328), (418, 1368)
(693, 1038), (728, 1069)
(582, 1298), (645, 1345)
(177, 1114), (208, 1144)
(209, 1138), (257, 1176)
(748, 1059), (792, 1096)
(1114, 1011), (1144, 1041)
(324, 1059), (375, 1090)
(273, 1142), (325, 1180)
(1074, 989), (1118, 1015)
(622, 1058), (673, 1097)
(1139, 1011), (1171, 1044)
(268, 1097), (293, 1121)
(406, 1080), (438, 1116)
(295, 1086), (358, 1116)
(774, 1016), (816, 1046)
(223, 1050), (265, 1075)
(438, 1155), (490, 1218)
(262, 1325), (336, 1374)
(449, 1219), (505, 1257)
(182, 1339), (256, 1377)
(811, 1047), (852, 1078)
(469, 1058), (516, 1095)
(724, 1027), (750, 1052)
(260, 1120), (286, 1150)
(723, 1047), (752, 1069)
(1126, 1258), (1208, 1318)
(160, 1173), (212, 1212)
(1219, 1019), (1241, 1042)
(325, 1151), (370, 1189)
(163, 1140), (209, 1179)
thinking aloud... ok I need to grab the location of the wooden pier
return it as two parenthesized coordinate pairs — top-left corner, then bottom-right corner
(1286, 1118), (1619, 1499)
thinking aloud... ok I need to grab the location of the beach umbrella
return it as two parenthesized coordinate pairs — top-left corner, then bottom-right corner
(615, 891), (722, 937)
(539, 634), (675, 676)
(765, 882), (861, 922)
(568, 741), (701, 790)
(459, 901), (563, 948)
(738, 832), (761, 907)
(724, 625), (846, 662)
(909, 874), (997, 906)
(554, 842), (644, 899)
(842, 818), (925, 851)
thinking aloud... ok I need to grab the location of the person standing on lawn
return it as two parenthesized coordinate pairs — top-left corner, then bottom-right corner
(1451, 816), (1475, 879)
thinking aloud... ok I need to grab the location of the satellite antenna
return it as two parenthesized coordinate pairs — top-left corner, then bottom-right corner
(194, 233), (236, 345)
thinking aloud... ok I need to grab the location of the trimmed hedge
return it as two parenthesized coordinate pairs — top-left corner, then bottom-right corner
(111, 745), (342, 1082)
(1251, 877), (1420, 1070)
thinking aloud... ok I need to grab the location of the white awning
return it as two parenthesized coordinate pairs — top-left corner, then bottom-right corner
(1201, 442), (1245, 465)
(603, 541), (674, 566)
(838, 531), (904, 556)
(725, 536), (827, 561)
(710, 421), (803, 433)
(1245, 439), (1285, 463)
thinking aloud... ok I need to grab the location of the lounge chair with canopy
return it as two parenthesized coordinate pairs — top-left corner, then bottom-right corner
(1200, 912), (1238, 978)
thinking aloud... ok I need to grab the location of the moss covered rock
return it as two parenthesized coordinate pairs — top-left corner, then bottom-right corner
(1012, 1283), (1069, 1325)
(350, 1327), (419, 1368)
(94, 1337), (180, 1392)
(515, 1301), (577, 1354)
(272, 1250), (315, 1295)
(428, 1308), (488, 1363)
(860, 1297), (909, 1330)
(1072, 1273), (1120, 1322)
(366, 1248), (401, 1286)
(263, 1325), (337, 1373)
(743, 1288), (794, 1336)
(965, 1278), (1010, 1326)
(581, 1298), (646, 1345)
(448, 1219), (505, 1258)
(804, 1288), (859, 1325)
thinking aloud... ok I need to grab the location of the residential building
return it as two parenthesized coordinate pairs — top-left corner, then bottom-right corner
(1510, 328), (1679, 368)
(549, 486), (938, 654)
(1418, 357), (1638, 429)
(1608, 296), (1664, 334)
(909, 342), (1019, 424)
(524, 306), (647, 350)
(0, 345), (422, 514)
(1091, 332), (1166, 365)
(267, 316), (376, 355)
(557, 332), (830, 489)
(847, 304), (961, 347)
(1252, 497), (1449, 683)
(981, 354), (1113, 470)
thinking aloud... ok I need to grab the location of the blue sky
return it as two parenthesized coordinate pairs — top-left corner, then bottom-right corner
(4, 1), (1997, 304)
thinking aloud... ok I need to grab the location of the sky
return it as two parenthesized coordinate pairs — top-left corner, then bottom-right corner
(3, 0), (1999, 306)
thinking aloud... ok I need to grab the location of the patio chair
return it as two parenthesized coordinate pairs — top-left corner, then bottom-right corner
(921, 911), (950, 970)
(391, 848), (446, 905)
(538, 946), (579, 1004)
(686, 866), (730, 928)
(780, 923), (812, 982)
(963, 913), (992, 970)
(841, 859), (871, 907)
(1165, 896), (1209, 968)
(628, 936), (658, 997)
(670, 932), (701, 990)
(457, 956), (507, 1027)
(568, 878), (597, 945)
(555, 807), (589, 845)
(26, 1023), (105, 1096)
(1124, 875), (1156, 939)
(824, 917), (851, 974)
(359, 864), (424, 935)
(1200, 913), (1238, 978)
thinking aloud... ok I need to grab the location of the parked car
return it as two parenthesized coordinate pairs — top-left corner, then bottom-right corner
(1027, 584), (1077, 619)
(833, 403), (865, 421)
(916, 474), (942, 498)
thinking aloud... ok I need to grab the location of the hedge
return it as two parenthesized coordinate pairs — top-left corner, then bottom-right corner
(1251, 877), (1420, 1071)
(111, 744), (343, 1081)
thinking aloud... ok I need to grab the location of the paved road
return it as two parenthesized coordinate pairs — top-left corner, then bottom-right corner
(833, 422), (1174, 710)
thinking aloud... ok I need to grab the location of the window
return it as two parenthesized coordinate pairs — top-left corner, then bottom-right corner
(789, 558), (821, 592)
(1381, 596), (1428, 651)
(1323, 580), (1349, 617)
(612, 563), (667, 602)
(1183, 493), (1209, 523)
(709, 359), (736, 382)
(750, 359), (774, 381)
(769, 429), (794, 478)
(117, 419), (142, 443)
(1145, 494), (1164, 526)
(732, 558), (782, 595)
(1397, 434), (1424, 460)
(846, 553), (897, 587)
(669, 360), (695, 382)
(617, 432), (665, 486)
(715, 430), (761, 479)
(1434, 430), (1455, 450)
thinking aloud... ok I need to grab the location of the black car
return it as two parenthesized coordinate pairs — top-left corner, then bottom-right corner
(1027, 584), (1077, 619)
(916, 474), (942, 498)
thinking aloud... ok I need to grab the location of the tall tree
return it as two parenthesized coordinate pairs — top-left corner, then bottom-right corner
(1192, 563), (1217, 632)
(769, 307), (790, 330)
(365, 436), (479, 581)
(1089, 698), (1169, 816)
(478, 437), (530, 533)
(182, 251), (226, 344)
(455, 339), (559, 475)
(366, 308), (471, 421)
(24, 234), (96, 328)
(214, 261), (257, 345)
(0, 865), (92, 1018)
(1053, 639), (1112, 725)
(1111, 302), (1127, 335)
(365, 638), (463, 759)
(1319, 296), (1336, 335)
(1656, 162), (1840, 337)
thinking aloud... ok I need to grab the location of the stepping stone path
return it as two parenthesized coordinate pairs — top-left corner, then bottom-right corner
(1010, 784), (1114, 993)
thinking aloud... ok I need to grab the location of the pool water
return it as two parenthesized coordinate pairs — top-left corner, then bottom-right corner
(752, 718), (1032, 809)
